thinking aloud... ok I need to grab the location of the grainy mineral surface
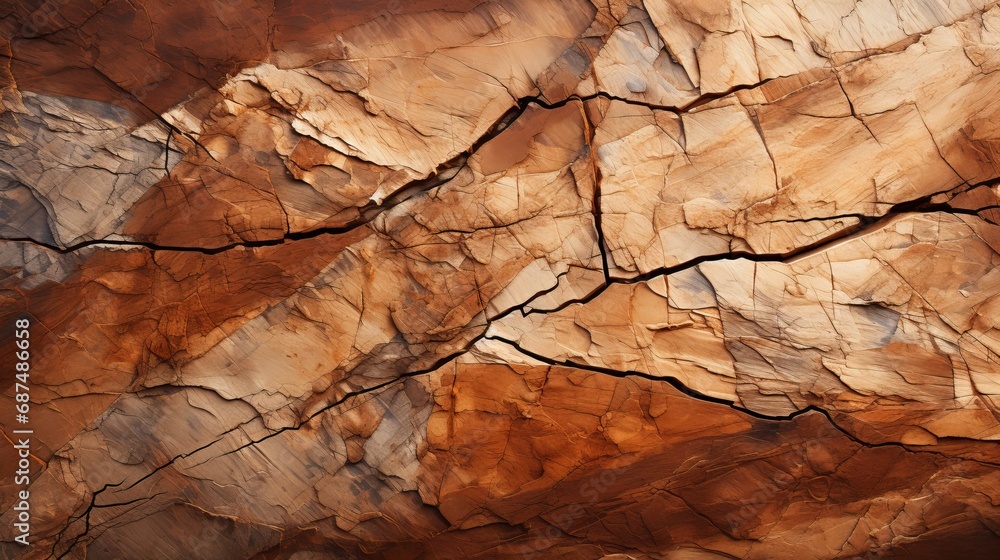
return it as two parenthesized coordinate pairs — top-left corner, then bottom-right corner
(2, 1), (1000, 558)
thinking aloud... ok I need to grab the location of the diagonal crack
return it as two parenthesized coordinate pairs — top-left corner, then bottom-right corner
(0, 73), (800, 256)
(520, 180), (1000, 318)
(483, 334), (1000, 468)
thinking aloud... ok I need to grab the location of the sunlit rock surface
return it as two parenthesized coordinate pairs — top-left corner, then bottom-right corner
(2, 1), (1000, 558)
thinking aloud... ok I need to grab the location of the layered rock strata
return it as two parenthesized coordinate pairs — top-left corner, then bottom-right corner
(2, 1), (1000, 558)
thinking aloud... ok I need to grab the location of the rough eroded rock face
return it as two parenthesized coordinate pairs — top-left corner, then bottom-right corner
(2, 1), (1000, 558)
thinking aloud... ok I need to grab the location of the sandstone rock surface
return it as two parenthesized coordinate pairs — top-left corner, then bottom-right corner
(2, 1), (1000, 559)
